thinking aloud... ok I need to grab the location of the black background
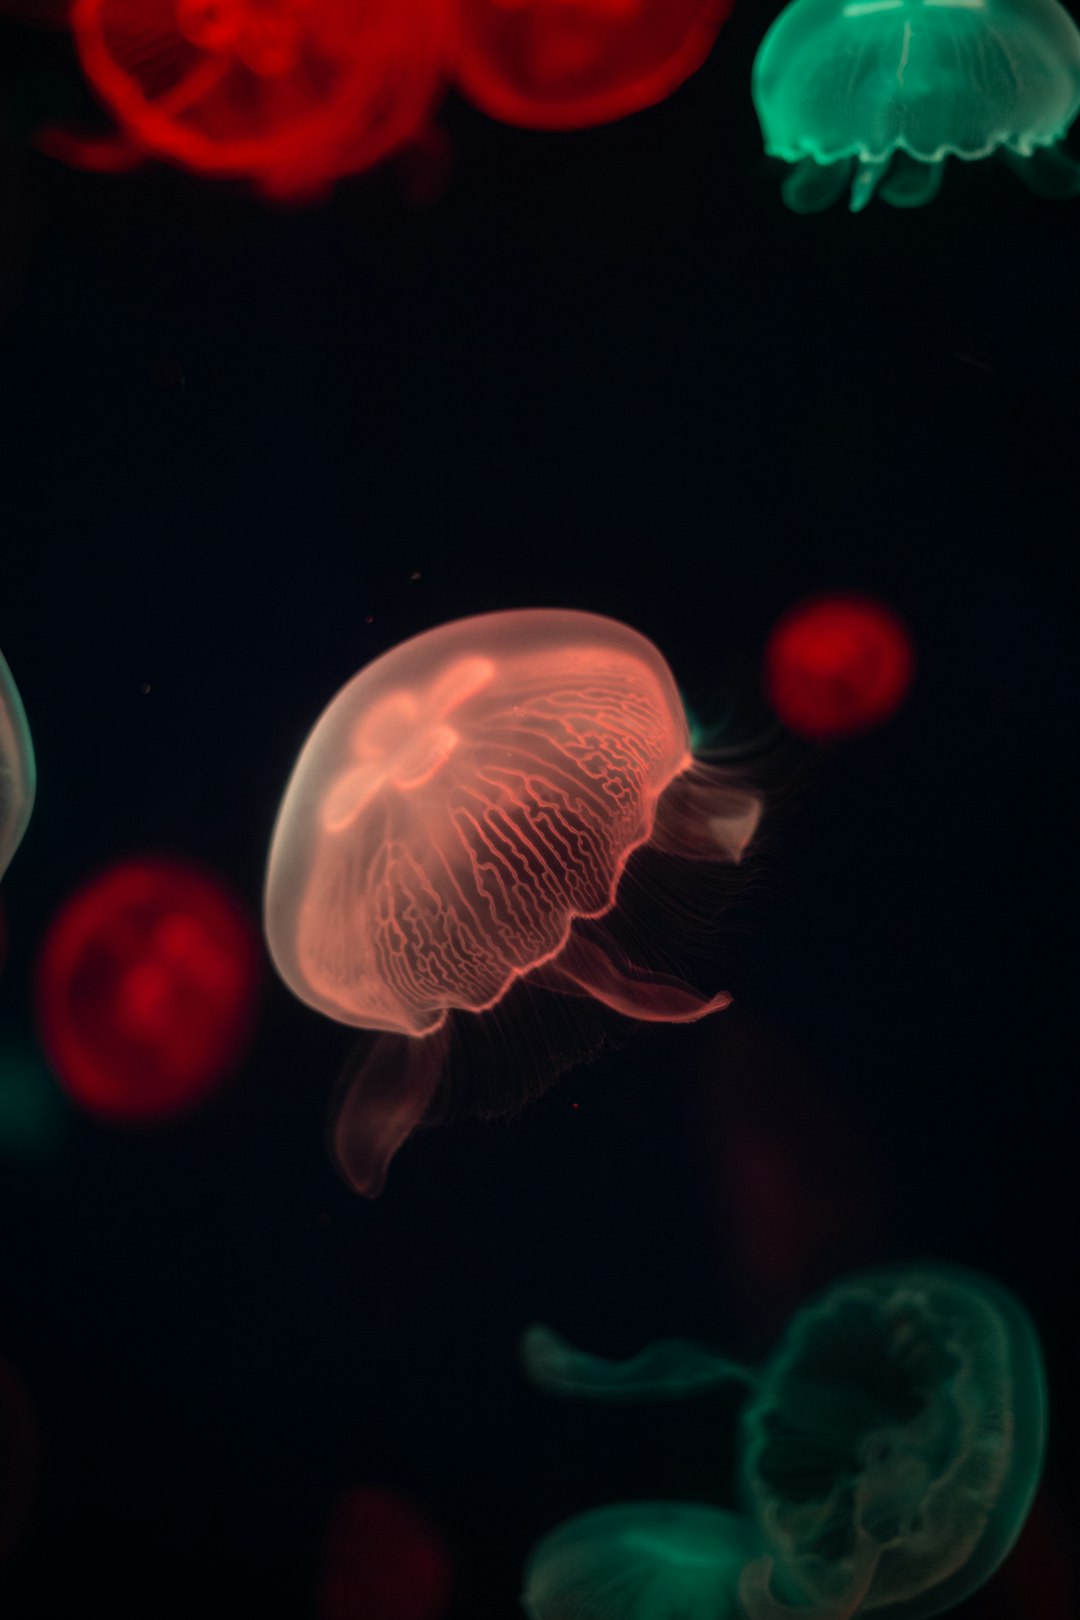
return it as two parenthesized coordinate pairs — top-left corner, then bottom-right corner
(0, 3), (1077, 1616)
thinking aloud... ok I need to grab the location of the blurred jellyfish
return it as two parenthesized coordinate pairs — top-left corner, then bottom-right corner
(53, 0), (450, 196)
(0, 649), (35, 885)
(764, 594), (914, 741)
(318, 1486), (454, 1620)
(520, 1263), (1047, 1620)
(752, 0), (1080, 213)
(453, 0), (733, 130)
(265, 608), (761, 1195)
(36, 858), (261, 1121)
(524, 1501), (759, 1620)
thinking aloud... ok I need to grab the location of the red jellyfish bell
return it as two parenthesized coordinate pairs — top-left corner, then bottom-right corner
(453, 0), (733, 130)
(318, 1487), (454, 1620)
(36, 858), (261, 1122)
(61, 0), (450, 195)
(265, 609), (761, 1195)
(765, 593), (915, 741)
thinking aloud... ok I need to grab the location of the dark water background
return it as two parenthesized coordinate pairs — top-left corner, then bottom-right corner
(0, 4), (1076, 1615)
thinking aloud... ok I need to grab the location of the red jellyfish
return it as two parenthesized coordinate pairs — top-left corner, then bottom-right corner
(56, 0), (450, 195)
(764, 593), (915, 742)
(452, 0), (733, 130)
(265, 609), (761, 1195)
(318, 1487), (454, 1620)
(36, 858), (261, 1122)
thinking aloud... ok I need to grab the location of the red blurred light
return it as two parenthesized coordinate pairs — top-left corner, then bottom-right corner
(318, 1487), (454, 1620)
(36, 859), (261, 1121)
(765, 593), (915, 741)
(453, 0), (732, 130)
(61, 0), (451, 195)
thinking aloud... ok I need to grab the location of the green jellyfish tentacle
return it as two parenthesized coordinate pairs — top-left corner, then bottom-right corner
(879, 152), (945, 208)
(999, 142), (1080, 197)
(781, 155), (853, 212)
(522, 1501), (761, 1620)
(522, 1323), (759, 1403)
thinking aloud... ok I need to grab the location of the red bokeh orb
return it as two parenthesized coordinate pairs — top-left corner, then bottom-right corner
(36, 858), (261, 1122)
(318, 1486), (454, 1620)
(453, 0), (733, 131)
(764, 593), (915, 741)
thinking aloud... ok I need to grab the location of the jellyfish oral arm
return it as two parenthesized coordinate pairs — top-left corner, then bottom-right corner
(330, 1026), (450, 1198)
(521, 1323), (759, 1402)
(536, 930), (732, 1023)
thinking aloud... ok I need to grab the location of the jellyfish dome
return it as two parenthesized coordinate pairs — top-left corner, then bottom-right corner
(65, 0), (450, 194)
(736, 1264), (1048, 1620)
(752, 0), (1080, 212)
(265, 608), (760, 1193)
(523, 1501), (759, 1620)
(0, 648), (35, 885)
(453, 0), (733, 131)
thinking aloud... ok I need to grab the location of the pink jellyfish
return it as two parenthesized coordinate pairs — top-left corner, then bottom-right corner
(265, 609), (761, 1194)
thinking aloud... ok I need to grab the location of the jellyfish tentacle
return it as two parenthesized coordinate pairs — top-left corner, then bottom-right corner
(522, 1323), (759, 1403)
(1000, 141), (1080, 198)
(849, 156), (890, 213)
(781, 156), (852, 213)
(537, 930), (731, 1023)
(879, 152), (945, 209)
(652, 767), (762, 862)
(329, 1025), (450, 1198)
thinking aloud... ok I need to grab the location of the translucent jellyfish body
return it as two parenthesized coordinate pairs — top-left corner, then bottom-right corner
(63, 0), (450, 195)
(265, 608), (760, 1194)
(36, 859), (262, 1121)
(752, 0), (1080, 213)
(521, 1263), (1047, 1620)
(0, 649), (35, 885)
(453, 0), (733, 131)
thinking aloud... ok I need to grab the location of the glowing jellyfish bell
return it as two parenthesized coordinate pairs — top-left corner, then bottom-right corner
(36, 858), (262, 1121)
(61, 0), (449, 195)
(736, 1265), (1048, 1620)
(519, 1264), (1047, 1620)
(265, 608), (761, 1196)
(752, 0), (1080, 213)
(453, 0), (733, 130)
(0, 648), (35, 886)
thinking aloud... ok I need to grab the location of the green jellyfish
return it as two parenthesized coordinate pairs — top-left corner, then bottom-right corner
(751, 0), (1080, 213)
(0, 650), (35, 884)
(520, 1264), (1047, 1620)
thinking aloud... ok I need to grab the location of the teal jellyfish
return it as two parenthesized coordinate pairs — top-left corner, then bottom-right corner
(520, 1264), (1047, 1620)
(0, 650), (34, 884)
(751, 0), (1080, 212)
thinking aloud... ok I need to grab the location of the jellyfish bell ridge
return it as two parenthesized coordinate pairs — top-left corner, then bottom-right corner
(736, 1263), (1047, 1620)
(264, 608), (696, 1036)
